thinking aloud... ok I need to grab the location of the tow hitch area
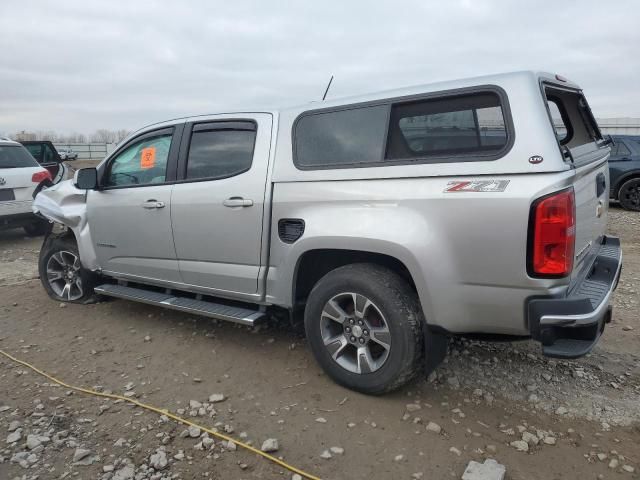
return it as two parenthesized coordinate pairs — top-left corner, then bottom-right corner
(528, 236), (622, 359)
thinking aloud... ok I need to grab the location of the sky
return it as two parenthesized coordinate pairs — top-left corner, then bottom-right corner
(1, 0), (639, 136)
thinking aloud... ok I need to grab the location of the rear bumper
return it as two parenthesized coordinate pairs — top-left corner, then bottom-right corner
(527, 236), (622, 358)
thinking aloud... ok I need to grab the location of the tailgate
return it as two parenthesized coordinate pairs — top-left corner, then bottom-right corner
(570, 155), (609, 285)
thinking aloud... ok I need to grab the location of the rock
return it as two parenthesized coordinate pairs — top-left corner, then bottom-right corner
(26, 434), (43, 450)
(208, 393), (225, 403)
(597, 453), (608, 461)
(486, 445), (497, 453)
(103, 465), (115, 472)
(555, 406), (568, 415)
(622, 325), (633, 331)
(189, 400), (202, 409)
(320, 450), (332, 459)
(330, 446), (344, 455)
(622, 465), (634, 473)
(394, 454), (405, 462)
(510, 440), (529, 452)
(543, 436), (556, 445)
(449, 447), (461, 456)
(292, 475), (303, 480)
(462, 459), (506, 480)
(202, 436), (214, 448)
(114, 438), (126, 447)
(149, 449), (168, 470)
(608, 458), (619, 469)
(73, 448), (92, 462)
(8, 421), (21, 432)
(6, 429), (22, 444)
(406, 403), (421, 412)
(113, 465), (135, 480)
(188, 426), (201, 438)
(426, 422), (442, 434)
(447, 376), (460, 389)
(261, 438), (279, 453)
(174, 451), (185, 461)
(522, 431), (539, 446)
(315, 417), (327, 423)
(225, 440), (237, 451)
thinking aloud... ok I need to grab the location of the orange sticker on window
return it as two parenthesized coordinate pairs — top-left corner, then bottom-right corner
(140, 147), (156, 169)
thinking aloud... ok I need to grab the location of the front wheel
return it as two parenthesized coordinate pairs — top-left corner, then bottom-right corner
(304, 263), (424, 395)
(38, 234), (98, 303)
(618, 178), (640, 211)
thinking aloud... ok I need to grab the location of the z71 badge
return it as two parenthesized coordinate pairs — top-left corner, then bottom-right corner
(444, 180), (510, 193)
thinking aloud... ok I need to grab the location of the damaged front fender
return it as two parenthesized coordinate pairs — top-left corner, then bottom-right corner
(32, 180), (99, 271)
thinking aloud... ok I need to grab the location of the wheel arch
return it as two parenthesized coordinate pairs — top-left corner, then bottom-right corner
(612, 171), (640, 199)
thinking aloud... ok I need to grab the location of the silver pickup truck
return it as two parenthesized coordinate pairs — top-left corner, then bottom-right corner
(34, 71), (622, 394)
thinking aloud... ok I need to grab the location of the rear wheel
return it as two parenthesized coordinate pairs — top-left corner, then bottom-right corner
(39, 234), (98, 303)
(304, 263), (423, 395)
(618, 178), (640, 211)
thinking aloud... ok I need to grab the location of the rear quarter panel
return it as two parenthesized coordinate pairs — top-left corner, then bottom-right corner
(267, 172), (578, 335)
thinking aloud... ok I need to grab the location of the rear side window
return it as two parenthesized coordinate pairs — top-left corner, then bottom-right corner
(294, 105), (388, 168)
(42, 144), (58, 163)
(610, 142), (631, 157)
(186, 127), (256, 180)
(386, 93), (507, 159)
(0, 145), (39, 168)
(23, 144), (43, 162)
(293, 89), (510, 169)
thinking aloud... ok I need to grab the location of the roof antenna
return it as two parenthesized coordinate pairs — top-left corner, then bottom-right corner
(322, 75), (334, 101)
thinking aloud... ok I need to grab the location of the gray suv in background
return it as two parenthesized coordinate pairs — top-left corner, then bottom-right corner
(34, 71), (622, 394)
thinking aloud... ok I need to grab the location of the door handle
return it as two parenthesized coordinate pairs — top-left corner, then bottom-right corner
(142, 200), (165, 209)
(223, 197), (254, 208)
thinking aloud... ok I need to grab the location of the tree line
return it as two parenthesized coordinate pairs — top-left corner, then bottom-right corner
(8, 129), (131, 144)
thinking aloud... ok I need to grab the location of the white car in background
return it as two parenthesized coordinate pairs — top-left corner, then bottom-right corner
(0, 138), (52, 236)
(56, 147), (78, 161)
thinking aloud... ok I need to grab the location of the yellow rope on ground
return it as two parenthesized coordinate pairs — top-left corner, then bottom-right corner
(0, 348), (321, 480)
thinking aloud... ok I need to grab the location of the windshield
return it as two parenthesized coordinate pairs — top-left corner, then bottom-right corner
(0, 145), (40, 168)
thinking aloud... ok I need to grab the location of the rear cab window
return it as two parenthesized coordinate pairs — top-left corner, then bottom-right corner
(294, 88), (512, 169)
(543, 83), (605, 164)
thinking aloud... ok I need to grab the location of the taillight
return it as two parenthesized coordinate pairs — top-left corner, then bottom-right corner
(529, 188), (575, 277)
(31, 170), (52, 184)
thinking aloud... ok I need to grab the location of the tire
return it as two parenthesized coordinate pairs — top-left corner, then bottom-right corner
(24, 219), (51, 237)
(38, 233), (98, 304)
(618, 178), (640, 211)
(304, 263), (424, 395)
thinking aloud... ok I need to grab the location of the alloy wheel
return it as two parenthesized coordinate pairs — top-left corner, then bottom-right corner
(319, 292), (391, 374)
(46, 250), (84, 301)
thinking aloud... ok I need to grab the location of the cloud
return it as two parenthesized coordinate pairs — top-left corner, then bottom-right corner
(0, 0), (637, 135)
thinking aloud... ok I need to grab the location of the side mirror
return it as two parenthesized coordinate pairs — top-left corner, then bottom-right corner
(74, 168), (98, 190)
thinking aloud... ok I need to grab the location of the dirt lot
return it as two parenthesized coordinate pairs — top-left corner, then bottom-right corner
(0, 207), (638, 480)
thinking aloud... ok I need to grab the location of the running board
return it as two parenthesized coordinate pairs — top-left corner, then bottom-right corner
(94, 284), (266, 326)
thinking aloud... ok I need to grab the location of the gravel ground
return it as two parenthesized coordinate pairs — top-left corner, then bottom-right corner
(0, 206), (638, 480)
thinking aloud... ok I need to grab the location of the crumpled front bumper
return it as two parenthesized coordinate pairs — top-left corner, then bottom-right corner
(527, 236), (622, 359)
